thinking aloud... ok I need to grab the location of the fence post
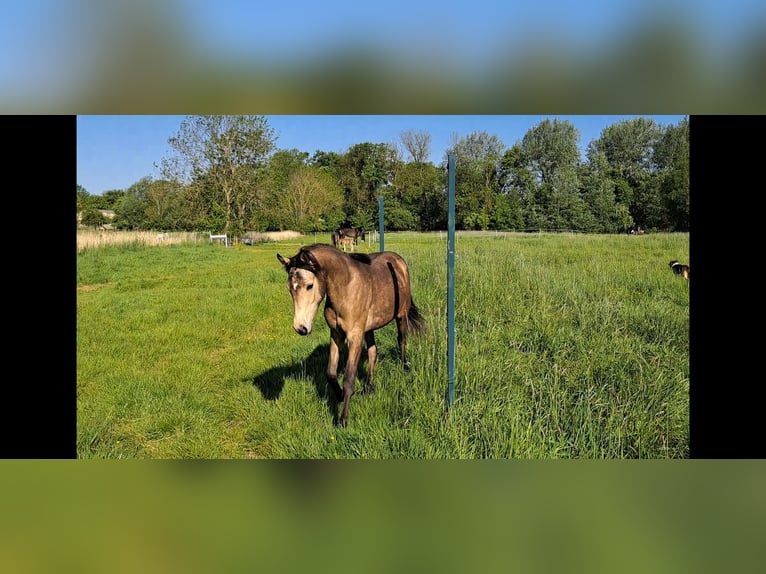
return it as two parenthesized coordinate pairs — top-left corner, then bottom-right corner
(378, 196), (385, 252)
(447, 153), (456, 407)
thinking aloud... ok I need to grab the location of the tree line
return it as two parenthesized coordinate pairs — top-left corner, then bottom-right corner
(77, 115), (689, 235)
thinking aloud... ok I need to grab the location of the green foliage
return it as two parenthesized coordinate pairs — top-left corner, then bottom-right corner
(80, 207), (108, 228)
(113, 192), (147, 230)
(392, 161), (446, 231)
(339, 142), (399, 222)
(161, 115), (277, 235)
(77, 232), (689, 459)
(521, 118), (580, 185)
(382, 196), (418, 230)
(79, 115), (689, 234)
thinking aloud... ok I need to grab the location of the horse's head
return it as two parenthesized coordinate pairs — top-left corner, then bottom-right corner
(277, 249), (325, 336)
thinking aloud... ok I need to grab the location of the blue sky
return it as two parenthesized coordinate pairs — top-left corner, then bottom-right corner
(76, 115), (686, 195)
(3, 2), (765, 110)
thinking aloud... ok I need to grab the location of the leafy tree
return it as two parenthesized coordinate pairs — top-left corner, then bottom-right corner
(256, 149), (312, 230)
(380, 196), (418, 230)
(100, 190), (125, 210)
(654, 117), (689, 231)
(76, 184), (89, 213)
(282, 166), (343, 232)
(309, 150), (342, 176)
(392, 161), (446, 231)
(113, 177), (153, 229)
(498, 145), (532, 230)
(447, 131), (504, 229)
(588, 117), (662, 229)
(80, 207), (108, 229)
(337, 142), (399, 227)
(518, 119), (583, 230)
(161, 115), (276, 235)
(145, 179), (186, 230)
(520, 119), (580, 185)
(446, 130), (505, 164)
(578, 148), (633, 233)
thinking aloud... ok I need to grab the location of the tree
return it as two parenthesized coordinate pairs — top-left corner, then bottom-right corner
(588, 117), (662, 229)
(400, 129), (431, 163)
(113, 177), (152, 229)
(498, 144), (532, 230)
(446, 131), (505, 229)
(76, 184), (89, 213)
(145, 179), (186, 230)
(591, 118), (661, 187)
(257, 149), (311, 230)
(161, 115), (276, 235)
(520, 119), (581, 186)
(515, 119), (584, 230)
(392, 161), (446, 231)
(338, 142), (399, 228)
(282, 166), (343, 232)
(80, 207), (108, 229)
(579, 160), (632, 233)
(654, 117), (689, 231)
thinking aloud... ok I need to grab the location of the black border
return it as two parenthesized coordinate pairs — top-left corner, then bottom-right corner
(1, 115), (78, 458)
(689, 115), (761, 458)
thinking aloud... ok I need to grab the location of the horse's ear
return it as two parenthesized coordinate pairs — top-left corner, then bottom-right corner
(277, 253), (290, 268)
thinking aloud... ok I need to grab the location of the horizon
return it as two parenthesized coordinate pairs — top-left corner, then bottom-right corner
(77, 115), (686, 196)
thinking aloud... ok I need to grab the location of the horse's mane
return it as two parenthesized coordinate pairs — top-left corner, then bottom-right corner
(289, 244), (373, 275)
(349, 253), (372, 264)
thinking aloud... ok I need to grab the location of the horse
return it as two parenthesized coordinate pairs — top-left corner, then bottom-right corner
(332, 229), (354, 251)
(338, 227), (365, 246)
(338, 236), (354, 252)
(277, 244), (425, 427)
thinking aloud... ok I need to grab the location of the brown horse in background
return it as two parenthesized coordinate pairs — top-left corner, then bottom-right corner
(332, 229), (354, 251)
(277, 244), (425, 426)
(338, 227), (365, 245)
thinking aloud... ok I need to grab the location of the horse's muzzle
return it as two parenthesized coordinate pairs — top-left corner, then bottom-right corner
(294, 324), (311, 336)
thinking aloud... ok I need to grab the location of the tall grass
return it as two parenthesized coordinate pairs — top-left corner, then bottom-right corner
(76, 229), (304, 252)
(77, 232), (689, 458)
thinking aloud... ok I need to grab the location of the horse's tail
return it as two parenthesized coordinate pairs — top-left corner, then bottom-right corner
(406, 298), (426, 336)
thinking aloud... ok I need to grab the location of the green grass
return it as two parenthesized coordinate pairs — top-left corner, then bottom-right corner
(77, 232), (689, 458)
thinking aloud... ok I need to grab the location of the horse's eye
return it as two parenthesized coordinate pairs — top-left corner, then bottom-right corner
(306, 284), (314, 291)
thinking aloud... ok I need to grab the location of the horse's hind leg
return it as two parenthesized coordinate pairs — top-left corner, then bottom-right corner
(362, 330), (377, 394)
(396, 317), (411, 371)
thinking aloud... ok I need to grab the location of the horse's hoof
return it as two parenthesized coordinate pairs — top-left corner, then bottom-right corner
(361, 384), (375, 394)
(403, 361), (411, 372)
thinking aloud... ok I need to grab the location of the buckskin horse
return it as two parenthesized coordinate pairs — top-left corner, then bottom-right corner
(277, 244), (425, 426)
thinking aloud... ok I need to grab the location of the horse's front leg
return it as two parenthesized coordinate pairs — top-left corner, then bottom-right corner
(326, 329), (344, 402)
(339, 332), (363, 427)
(362, 330), (377, 394)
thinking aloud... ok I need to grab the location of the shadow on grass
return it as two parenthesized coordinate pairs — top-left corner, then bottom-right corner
(250, 343), (349, 425)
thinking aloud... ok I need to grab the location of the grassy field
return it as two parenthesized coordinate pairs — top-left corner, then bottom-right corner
(76, 231), (689, 458)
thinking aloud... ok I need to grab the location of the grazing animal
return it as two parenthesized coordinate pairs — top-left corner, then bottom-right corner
(338, 227), (366, 245)
(277, 244), (425, 427)
(669, 260), (690, 280)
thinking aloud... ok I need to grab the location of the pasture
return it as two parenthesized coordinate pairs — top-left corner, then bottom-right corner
(77, 231), (689, 458)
